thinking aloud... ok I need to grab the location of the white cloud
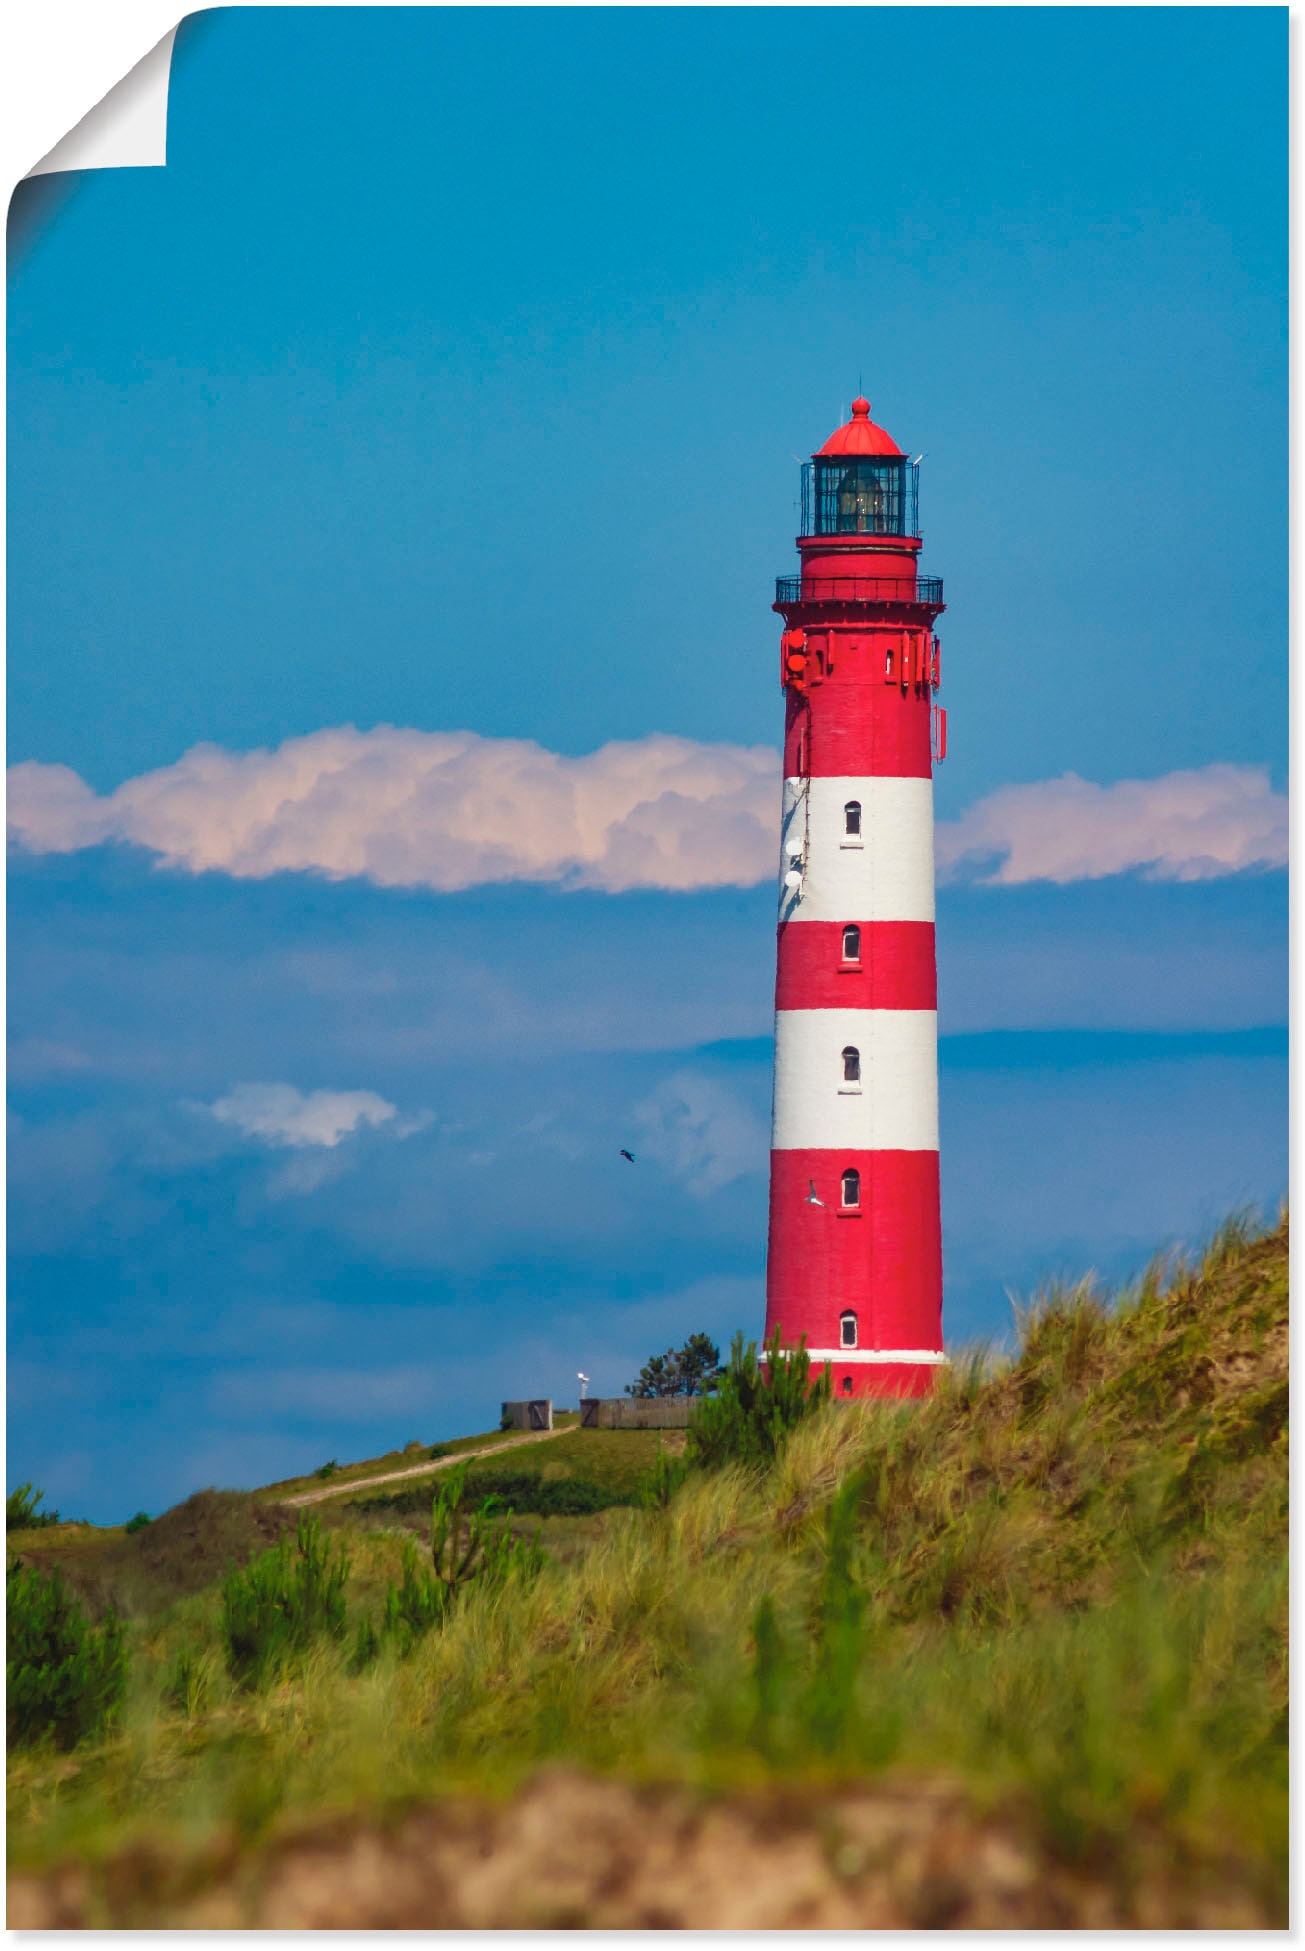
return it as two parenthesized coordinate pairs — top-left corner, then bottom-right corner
(8, 736), (1284, 895)
(6, 727), (777, 895)
(633, 1069), (768, 1196)
(937, 764), (1287, 886)
(205, 1082), (400, 1150)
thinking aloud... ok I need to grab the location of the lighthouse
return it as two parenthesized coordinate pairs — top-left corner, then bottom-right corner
(764, 397), (946, 1400)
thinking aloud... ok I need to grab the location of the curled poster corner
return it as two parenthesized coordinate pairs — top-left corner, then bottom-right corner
(27, 26), (178, 177)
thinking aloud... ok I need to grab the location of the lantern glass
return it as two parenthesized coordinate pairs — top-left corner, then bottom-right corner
(804, 458), (918, 538)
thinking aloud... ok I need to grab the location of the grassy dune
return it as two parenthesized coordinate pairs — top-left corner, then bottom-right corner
(8, 1213), (1288, 1925)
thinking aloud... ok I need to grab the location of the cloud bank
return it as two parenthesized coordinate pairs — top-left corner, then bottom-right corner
(935, 764), (1287, 885)
(6, 727), (776, 895)
(7, 730), (1284, 893)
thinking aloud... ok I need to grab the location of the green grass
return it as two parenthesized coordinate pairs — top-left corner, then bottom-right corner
(337, 1425), (678, 1517)
(260, 1413), (582, 1501)
(7, 1213), (1287, 1919)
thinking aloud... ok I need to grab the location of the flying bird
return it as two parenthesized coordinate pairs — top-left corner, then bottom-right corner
(805, 1180), (825, 1207)
(619, 1148), (636, 1163)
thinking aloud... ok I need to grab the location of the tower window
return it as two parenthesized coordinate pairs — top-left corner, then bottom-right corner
(841, 1168), (860, 1209)
(841, 924), (861, 963)
(842, 1046), (861, 1085)
(840, 1312), (858, 1349)
(843, 800), (862, 837)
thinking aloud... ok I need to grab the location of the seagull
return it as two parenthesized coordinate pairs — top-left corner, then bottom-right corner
(805, 1180), (825, 1207)
(910, 453), (926, 466)
(619, 1148), (636, 1164)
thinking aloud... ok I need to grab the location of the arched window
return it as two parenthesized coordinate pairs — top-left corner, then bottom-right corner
(840, 1311), (858, 1349)
(842, 1045), (861, 1084)
(841, 923), (861, 963)
(841, 1168), (860, 1208)
(843, 800), (862, 837)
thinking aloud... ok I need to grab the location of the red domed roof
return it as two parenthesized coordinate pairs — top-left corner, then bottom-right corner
(816, 397), (902, 458)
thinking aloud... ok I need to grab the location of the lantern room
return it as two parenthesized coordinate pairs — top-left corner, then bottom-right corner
(799, 398), (919, 539)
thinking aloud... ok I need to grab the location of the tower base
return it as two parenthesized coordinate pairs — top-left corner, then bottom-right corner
(760, 1349), (945, 1402)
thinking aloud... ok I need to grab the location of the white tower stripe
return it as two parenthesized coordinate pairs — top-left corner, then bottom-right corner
(771, 1007), (939, 1152)
(779, 776), (936, 924)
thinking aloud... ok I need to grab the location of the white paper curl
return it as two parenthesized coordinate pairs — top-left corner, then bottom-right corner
(27, 25), (177, 176)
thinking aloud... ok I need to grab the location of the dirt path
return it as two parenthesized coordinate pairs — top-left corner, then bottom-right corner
(284, 1428), (564, 1507)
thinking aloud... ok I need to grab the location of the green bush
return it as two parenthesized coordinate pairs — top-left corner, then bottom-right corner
(382, 1543), (449, 1653)
(466, 1472), (617, 1517)
(350, 1616), (381, 1672)
(220, 1514), (350, 1689)
(637, 1446), (691, 1509)
(429, 1463), (545, 1593)
(7, 1482), (61, 1531)
(353, 1471), (624, 1520)
(372, 1468), (547, 1658)
(124, 1511), (151, 1535)
(7, 1561), (128, 1750)
(687, 1328), (831, 1471)
(315, 1459), (340, 1481)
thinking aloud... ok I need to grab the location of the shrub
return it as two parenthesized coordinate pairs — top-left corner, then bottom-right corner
(316, 1459), (340, 1481)
(350, 1616), (381, 1672)
(479, 1516), (547, 1587)
(430, 1464), (545, 1593)
(7, 1561), (128, 1750)
(352, 1471), (623, 1521)
(373, 1469), (546, 1656)
(382, 1543), (449, 1653)
(464, 1472), (617, 1518)
(7, 1482), (60, 1531)
(637, 1446), (691, 1509)
(124, 1511), (151, 1535)
(687, 1328), (831, 1471)
(220, 1514), (350, 1689)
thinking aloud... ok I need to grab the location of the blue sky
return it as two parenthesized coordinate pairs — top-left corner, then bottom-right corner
(8, 7), (1286, 1521)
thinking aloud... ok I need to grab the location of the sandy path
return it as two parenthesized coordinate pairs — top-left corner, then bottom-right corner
(284, 1428), (565, 1507)
(10, 1769), (1277, 1928)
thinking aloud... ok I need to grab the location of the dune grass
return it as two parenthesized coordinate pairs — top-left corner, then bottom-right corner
(7, 1213), (1287, 1913)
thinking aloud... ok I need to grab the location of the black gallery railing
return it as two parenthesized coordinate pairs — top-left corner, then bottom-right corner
(774, 574), (944, 608)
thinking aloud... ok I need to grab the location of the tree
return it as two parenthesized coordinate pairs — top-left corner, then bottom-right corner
(686, 1328), (831, 1470)
(625, 1335), (724, 1398)
(676, 1333), (725, 1396)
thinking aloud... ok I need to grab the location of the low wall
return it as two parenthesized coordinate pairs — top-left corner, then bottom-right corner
(581, 1397), (702, 1430)
(500, 1399), (553, 1432)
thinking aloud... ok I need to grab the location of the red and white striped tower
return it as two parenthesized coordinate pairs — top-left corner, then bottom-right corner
(764, 397), (947, 1400)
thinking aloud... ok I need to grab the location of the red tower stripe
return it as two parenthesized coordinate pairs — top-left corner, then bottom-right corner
(833, 1362), (939, 1401)
(765, 1149), (943, 1369)
(784, 684), (931, 780)
(774, 921), (937, 1011)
